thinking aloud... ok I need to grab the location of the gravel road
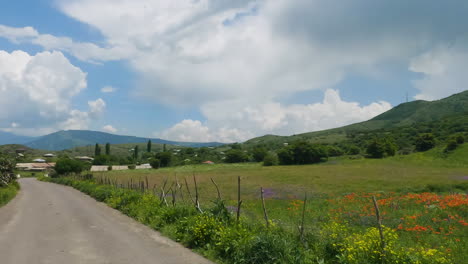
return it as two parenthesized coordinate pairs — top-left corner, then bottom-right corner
(0, 178), (213, 264)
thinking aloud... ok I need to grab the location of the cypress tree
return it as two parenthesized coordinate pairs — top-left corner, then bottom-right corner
(94, 143), (101, 156)
(105, 143), (111, 155)
(147, 140), (152, 152)
(134, 145), (139, 160)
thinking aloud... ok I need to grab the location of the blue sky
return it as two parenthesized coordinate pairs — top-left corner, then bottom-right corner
(0, 0), (467, 142)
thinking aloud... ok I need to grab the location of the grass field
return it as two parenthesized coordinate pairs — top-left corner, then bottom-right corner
(89, 144), (468, 263)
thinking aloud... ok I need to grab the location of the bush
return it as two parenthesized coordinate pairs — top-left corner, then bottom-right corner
(55, 158), (89, 175)
(155, 152), (172, 167)
(263, 152), (279, 166)
(128, 165), (136, 170)
(366, 137), (397, 159)
(107, 165), (113, 171)
(455, 134), (465, 144)
(225, 149), (249, 163)
(444, 139), (458, 152)
(149, 158), (161, 169)
(278, 141), (328, 165)
(251, 147), (268, 162)
(346, 145), (361, 155)
(327, 146), (344, 157)
(415, 133), (436, 152)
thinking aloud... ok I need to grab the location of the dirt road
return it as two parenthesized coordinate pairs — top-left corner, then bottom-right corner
(0, 178), (213, 264)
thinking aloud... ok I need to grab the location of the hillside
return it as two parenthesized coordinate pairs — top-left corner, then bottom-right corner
(0, 131), (35, 145)
(23, 130), (224, 151)
(245, 90), (468, 148)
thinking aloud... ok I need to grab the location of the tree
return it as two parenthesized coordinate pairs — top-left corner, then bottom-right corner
(277, 141), (328, 165)
(263, 152), (279, 166)
(163, 144), (167, 152)
(155, 152), (172, 167)
(366, 139), (386, 159)
(366, 137), (397, 158)
(225, 149), (249, 163)
(252, 147), (268, 162)
(445, 139), (459, 152)
(277, 148), (294, 165)
(134, 145), (139, 160)
(230, 143), (242, 150)
(147, 140), (152, 152)
(346, 145), (361, 155)
(105, 143), (111, 155)
(327, 145), (344, 157)
(415, 133), (436, 152)
(94, 143), (101, 156)
(55, 158), (88, 176)
(149, 158), (161, 169)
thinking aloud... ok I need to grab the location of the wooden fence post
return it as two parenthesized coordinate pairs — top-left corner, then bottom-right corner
(237, 176), (242, 223)
(372, 196), (386, 263)
(261, 187), (269, 228)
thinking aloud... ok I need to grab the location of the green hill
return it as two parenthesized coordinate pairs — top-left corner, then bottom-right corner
(24, 130), (224, 151)
(244, 90), (468, 148)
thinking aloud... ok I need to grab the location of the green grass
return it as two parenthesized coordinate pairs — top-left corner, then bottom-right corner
(96, 145), (468, 201)
(0, 182), (19, 208)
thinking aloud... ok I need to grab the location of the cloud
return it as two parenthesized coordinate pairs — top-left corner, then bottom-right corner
(0, 25), (38, 43)
(410, 43), (468, 100)
(0, 24), (130, 63)
(159, 90), (391, 142)
(102, 125), (117, 133)
(88, 98), (106, 118)
(101, 85), (117, 93)
(0, 50), (105, 136)
(3, 1), (466, 140)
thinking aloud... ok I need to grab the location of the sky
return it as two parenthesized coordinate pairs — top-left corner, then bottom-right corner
(0, 0), (467, 143)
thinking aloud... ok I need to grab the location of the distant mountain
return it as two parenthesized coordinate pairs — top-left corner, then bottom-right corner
(245, 90), (468, 147)
(24, 130), (224, 151)
(0, 131), (35, 146)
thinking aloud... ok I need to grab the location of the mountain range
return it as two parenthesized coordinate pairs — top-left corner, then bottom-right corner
(0, 130), (224, 151)
(1, 90), (468, 151)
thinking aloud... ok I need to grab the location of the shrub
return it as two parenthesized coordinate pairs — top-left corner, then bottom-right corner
(366, 137), (397, 158)
(55, 158), (89, 175)
(128, 165), (136, 170)
(445, 140), (457, 151)
(415, 133), (436, 152)
(278, 141), (328, 165)
(149, 158), (160, 169)
(263, 152), (279, 166)
(455, 134), (465, 144)
(155, 152), (172, 167)
(252, 147), (268, 162)
(346, 145), (361, 155)
(327, 146), (344, 157)
(107, 165), (113, 171)
(225, 149), (249, 163)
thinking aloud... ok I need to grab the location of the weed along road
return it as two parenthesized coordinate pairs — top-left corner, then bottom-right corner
(0, 178), (213, 264)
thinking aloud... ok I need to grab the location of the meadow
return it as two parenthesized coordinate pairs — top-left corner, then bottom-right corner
(80, 145), (468, 263)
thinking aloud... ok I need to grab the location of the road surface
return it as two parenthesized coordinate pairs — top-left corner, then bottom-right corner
(0, 178), (213, 264)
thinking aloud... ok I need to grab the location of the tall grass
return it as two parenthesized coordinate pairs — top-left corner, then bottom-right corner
(0, 182), (19, 207)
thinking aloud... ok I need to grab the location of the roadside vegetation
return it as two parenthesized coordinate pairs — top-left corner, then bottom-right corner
(0, 154), (19, 207)
(41, 143), (468, 264)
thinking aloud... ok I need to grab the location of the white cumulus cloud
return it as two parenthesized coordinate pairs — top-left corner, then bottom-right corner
(102, 125), (117, 133)
(0, 50), (105, 136)
(159, 90), (392, 142)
